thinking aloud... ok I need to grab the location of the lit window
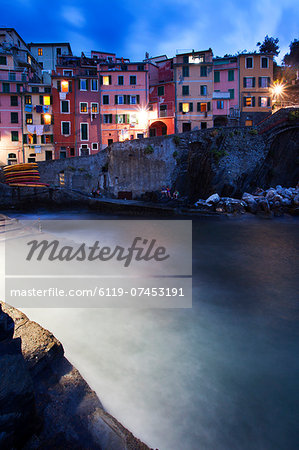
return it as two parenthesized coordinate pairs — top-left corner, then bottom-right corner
(61, 80), (69, 93)
(38, 48), (43, 56)
(43, 114), (51, 125)
(27, 55), (31, 65)
(189, 54), (204, 64)
(80, 103), (88, 113)
(200, 103), (207, 112)
(103, 76), (110, 86)
(182, 103), (190, 113)
(91, 103), (98, 113)
(26, 114), (33, 124)
(217, 100), (224, 109)
(44, 96), (51, 105)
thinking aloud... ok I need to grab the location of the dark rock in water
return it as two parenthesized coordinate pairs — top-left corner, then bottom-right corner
(206, 193), (220, 204)
(257, 198), (271, 213)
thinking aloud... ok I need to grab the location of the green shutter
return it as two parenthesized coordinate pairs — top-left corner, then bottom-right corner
(267, 97), (270, 107)
(39, 95), (43, 105)
(214, 71), (220, 82)
(86, 79), (89, 90)
(69, 81), (72, 92)
(137, 95), (140, 104)
(41, 115), (44, 124)
(126, 114), (130, 124)
(243, 97), (246, 107)
(115, 95), (118, 105)
(252, 77), (255, 87)
(197, 102), (201, 112)
(33, 134), (37, 144)
(258, 97), (261, 107)
(115, 114), (118, 124)
(57, 80), (61, 92)
(100, 76), (103, 85)
(207, 102), (210, 111)
(243, 78), (246, 88)
(179, 103), (182, 112)
(189, 103), (193, 112)
(78, 79), (81, 89)
(252, 97), (255, 107)
(109, 76), (112, 85)
(50, 95), (53, 105)
(41, 135), (45, 144)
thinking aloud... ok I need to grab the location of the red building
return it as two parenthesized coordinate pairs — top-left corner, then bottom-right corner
(148, 57), (175, 136)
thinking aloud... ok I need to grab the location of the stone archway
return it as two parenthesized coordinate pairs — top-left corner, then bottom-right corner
(149, 121), (167, 137)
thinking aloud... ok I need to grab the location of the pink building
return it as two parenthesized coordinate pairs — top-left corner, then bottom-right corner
(212, 56), (239, 126)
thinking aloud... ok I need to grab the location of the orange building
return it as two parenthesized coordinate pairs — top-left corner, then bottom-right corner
(239, 53), (273, 126)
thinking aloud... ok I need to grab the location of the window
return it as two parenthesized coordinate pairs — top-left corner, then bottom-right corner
(91, 103), (98, 113)
(44, 87), (51, 93)
(201, 122), (207, 129)
(103, 114), (112, 124)
(214, 71), (220, 82)
(158, 86), (164, 96)
(39, 95), (51, 105)
(32, 86), (39, 93)
(0, 56), (7, 65)
(181, 103), (190, 113)
(245, 120), (253, 127)
(261, 57), (268, 68)
(61, 121), (70, 135)
(130, 75), (137, 85)
(116, 95), (124, 104)
(259, 97), (271, 107)
(41, 134), (53, 144)
(11, 112), (18, 123)
(138, 65), (144, 71)
(10, 96), (18, 106)
(200, 85), (207, 96)
(130, 95), (137, 104)
(108, 139), (113, 145)
(80, 102), (88, 113)
(228, 89), (234, 99)
(160, 104), (167, 117)
(183, 55), (189, 64)
(183, 66), (189, 77)
(259, 77), (270, 88)
(56, 48), (62, 56)
(61, 80), (69, 92)
(243, 77), (255, 88)
(228, 70), (234, 81)
(25, 95), (32, 105)
(80, 123), (88, 141)
(38, 48), (43, 56)
(92, 143), (98, 150)
(102, 76), (111, 85)
(80, 79), (87, 90)
(217, 100), (224, 109)
(243, 96), (255, 107)
(45, 151), (53, 160)
(182, 85), (189, 96)
(246, 57), (253, 69)
(103, 95), (109, 105)
(8, 73), (16, 81)
(189, 54), (204, 64)
(27, 55), (31, 65)
(118, 75), (124, 85)
(70, 148), (75, 157)
(17, 84), (22, 93)
(2, 83), (9, 93)
(11, 131), (19, 141)
(63, 70), (73, 77)
(61, 100), (70, 113)
(116, 114), (128, 124)
(182, 123), (191, 132)
(197, 102), (210, 112)
(91, 79), (98, 91)
(200, 66), (207, 77)
(80, 146), (89, 156)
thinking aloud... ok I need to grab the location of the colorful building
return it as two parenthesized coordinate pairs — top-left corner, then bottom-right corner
(97, 57), (151, 148)
(212, 56), (239, 126)
(148, 57), (175, 136)
(0, 28), (41, 166)
(173, 49), (214, 132)
(52, 54), (100, 158)
(239, 53), (273, 126)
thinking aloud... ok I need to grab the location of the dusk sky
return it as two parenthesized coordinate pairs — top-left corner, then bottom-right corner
(1, 0), (298, 63)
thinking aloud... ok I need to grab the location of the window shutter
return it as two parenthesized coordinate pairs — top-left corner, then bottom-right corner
(109, 76), (112, 85)
(51, 115), (54, 124)
(57, 80), (61, 92)
(267, 97), (270, 107)
(127, 114), (130, 124)
(115, 114), (118, 124)
(252, 97), (255, 107)
(258, 77), (261, 88)
(243, 97), (246, 107)
(197, 102), (201, 112)
(179, 103), (182, 112)
(69, 81), (72, 92)
(207, 102), (210, 111)
(39, 95), (43, 105)
(100, 76), (103, 85)
(33, 134), (37, 144)
(41, 135), (45, 144)
(78, 79), (81, 89)
(258, 97), (261, 107)
(137, 95), (140, 104)
(41, 115), (44, 124)
(115, 95), (118, 105)
(189, 103), (193, 112)
(252, 77), (255, 87)
(50, 95), (53, 105)
(86, 79), (89, 90)
(267, 77), (270, 87)
(243, 78), (246, 88)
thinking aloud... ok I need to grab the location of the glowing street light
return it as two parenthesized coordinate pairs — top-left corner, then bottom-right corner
(270, 81), (285, 109)
(137, 108), (148, 128)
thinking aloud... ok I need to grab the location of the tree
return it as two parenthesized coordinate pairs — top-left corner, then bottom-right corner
(257, 35), (280, 56)
(283, 39), (299, 67)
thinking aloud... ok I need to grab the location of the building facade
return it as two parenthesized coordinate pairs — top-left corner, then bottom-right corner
(173, 49), (214, 132)
(212, 56), (239, 126)
(239, 53), (273, 126)
(28, 42), (72, 73)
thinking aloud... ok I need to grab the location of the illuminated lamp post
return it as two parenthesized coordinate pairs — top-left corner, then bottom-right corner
(270, 82), (285, 110)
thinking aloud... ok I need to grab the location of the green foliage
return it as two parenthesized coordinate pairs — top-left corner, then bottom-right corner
(172, 150), (178, 159)
(283, 39), (299, 67)
(144, 145), (154, 155)
(211, 148), (228, 164)
(210, 129), (219, 137)
(67, 166), (76, 171)
(173, 135), (181, 146)
(234, 129), (241, 135)
(257, 35), (279, 56)
(249, 128), (258, 135)
(229, 131), (234, 138)
(289, 110), (299, 121)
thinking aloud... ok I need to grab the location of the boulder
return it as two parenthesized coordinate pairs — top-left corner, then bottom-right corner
(206, 193), (220, 204)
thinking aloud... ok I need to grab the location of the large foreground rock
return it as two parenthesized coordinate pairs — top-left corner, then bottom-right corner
(1, 302), (151, 450)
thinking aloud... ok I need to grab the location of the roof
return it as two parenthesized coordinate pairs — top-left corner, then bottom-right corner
(176, 48), (213, 56)
(0, 28), (28, 48)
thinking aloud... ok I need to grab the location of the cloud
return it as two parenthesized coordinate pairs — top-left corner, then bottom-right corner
(61, 6), (86, 28)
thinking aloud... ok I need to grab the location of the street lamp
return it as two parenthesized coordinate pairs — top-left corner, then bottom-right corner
(270, 81), (285, 109)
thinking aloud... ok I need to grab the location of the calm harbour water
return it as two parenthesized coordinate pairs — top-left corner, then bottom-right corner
(5, 210), (299, 450)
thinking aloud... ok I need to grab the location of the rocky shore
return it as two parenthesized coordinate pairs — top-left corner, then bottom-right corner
(0, 302), (151, 450)
(194, 185), (299, 216)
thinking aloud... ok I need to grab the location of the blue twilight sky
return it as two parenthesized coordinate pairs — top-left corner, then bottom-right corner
(1, 0), (298, 63)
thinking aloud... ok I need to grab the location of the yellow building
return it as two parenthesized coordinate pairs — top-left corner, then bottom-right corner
(173, 49), (214, 132)
(239, 53), (273, 126)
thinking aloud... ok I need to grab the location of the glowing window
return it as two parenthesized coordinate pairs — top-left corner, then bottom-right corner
(260, 97), (268, 107)
(80, 103), (88, 113)
(61, 80), (69, 93)
(38, 48), (43, 56)
(201, 103), (207, 112)
(103, 76), (110, 86)
(44, 96), (51, 106)
(246, 97), (253, 107)
(91, 103), (98, 113)
(182, 103), (190, 113)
